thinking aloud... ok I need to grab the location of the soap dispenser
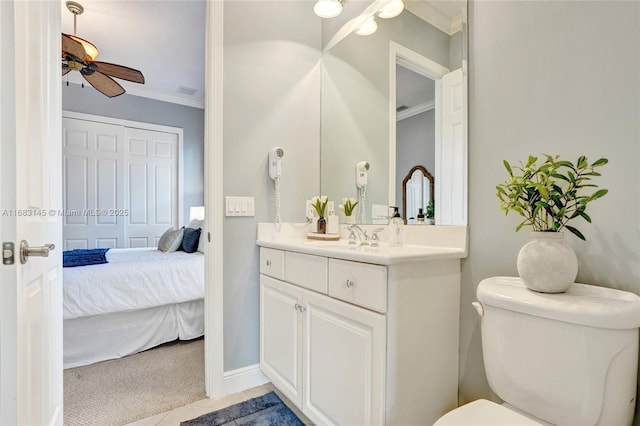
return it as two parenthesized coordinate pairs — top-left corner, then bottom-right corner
(388, 206), (405, 247)
(417, 208), (425, 224)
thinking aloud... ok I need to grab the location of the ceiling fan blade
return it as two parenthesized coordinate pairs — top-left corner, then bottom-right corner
(61, 33), (86, 61)
(82, 71), (125, 98)
(62, 66), (71, 76)
(92, 61), (145, 84)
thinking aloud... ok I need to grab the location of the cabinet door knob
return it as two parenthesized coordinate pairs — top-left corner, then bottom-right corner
(346, 279), (355, 288)
(266, 260), (272, 266)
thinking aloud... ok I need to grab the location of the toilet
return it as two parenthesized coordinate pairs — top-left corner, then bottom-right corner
(435, 276), (640, 426)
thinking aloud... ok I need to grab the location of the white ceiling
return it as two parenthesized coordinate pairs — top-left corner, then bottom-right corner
(61, 0), (206, 108)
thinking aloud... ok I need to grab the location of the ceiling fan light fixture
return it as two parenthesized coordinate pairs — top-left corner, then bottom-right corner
(68, 34), (99, 61)
(314, 0), (343, 19)
(378, 0), (404, 19)
(356, 16), (378, 36)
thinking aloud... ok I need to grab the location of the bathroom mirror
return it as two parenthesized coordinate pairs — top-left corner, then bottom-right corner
(402, 165), (434, 223)
(320, 0), (467, 225)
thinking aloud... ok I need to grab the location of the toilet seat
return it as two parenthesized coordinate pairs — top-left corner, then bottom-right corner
(434, 399), (545, 425)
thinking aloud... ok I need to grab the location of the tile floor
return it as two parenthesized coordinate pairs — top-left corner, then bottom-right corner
(125, 383), (311, 426)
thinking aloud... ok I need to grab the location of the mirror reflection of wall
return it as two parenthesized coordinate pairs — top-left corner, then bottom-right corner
(320, 0), (467, 225)
(395, 64), (435, 221)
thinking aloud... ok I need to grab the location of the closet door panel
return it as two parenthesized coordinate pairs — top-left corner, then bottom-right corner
(96, 158), (118, 225)
(128, 162), (149, 225)
(62, 118), (125, 249)
(125, 127), (179, 245)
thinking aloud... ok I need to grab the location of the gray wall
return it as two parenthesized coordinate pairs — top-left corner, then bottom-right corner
(62, 85), (205, 223)
(395, 110), (435, 211)
(223, 1), (321, 371)
(463, 0), (640, 418)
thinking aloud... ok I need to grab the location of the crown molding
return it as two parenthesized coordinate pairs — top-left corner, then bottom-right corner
(405, 1), (461, 36)
(397, 100), (435, 121)
(64, 80), (204, 109)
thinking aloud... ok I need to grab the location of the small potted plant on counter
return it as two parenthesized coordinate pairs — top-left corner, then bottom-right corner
(339, 197), (358, 225)
(496, 154), (608, 293)
(311, 195), (329, 234)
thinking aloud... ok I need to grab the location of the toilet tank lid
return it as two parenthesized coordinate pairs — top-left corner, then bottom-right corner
(477, 277), (640, 329)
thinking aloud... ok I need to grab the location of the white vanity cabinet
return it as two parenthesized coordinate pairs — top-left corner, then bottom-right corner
(259, 246), (461, 425)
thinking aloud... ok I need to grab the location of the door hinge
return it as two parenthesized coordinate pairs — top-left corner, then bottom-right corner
(3, 242), (15, 265)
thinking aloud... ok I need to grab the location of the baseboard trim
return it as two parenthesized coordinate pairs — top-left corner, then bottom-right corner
(222, 364), (269, 396)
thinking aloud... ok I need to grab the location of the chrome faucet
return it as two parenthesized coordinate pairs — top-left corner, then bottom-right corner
(347, 224), (369, 246)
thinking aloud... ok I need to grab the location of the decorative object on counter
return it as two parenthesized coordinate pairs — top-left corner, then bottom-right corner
(311, 195), (329, 234)
(496, 154), (608, 293)
(339, 197), (358, 224)
(416, 208), (425, 224)
(306, 232), (340, 241)
(426, 201), (435, 225)
(388, 207), (405, 247)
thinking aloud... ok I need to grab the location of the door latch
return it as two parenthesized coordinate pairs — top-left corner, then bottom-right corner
(3, 242), (15, 265)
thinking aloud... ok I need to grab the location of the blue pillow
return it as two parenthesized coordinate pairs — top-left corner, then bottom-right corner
(181, 227), (202, 253)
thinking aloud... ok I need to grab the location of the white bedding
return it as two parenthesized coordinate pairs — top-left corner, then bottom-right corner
(63, 247), (204, 320)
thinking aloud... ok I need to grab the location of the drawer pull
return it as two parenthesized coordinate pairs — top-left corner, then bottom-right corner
(266, 260), (272, 266)
(346, 279), (355, 288)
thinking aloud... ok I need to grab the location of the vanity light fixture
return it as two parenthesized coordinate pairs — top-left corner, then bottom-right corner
(314, 0), (343, 18)
(356, 16), (378, 36)
(378, 0), (404, 19)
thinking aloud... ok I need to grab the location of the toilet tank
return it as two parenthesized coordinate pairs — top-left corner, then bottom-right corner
(477, 277), (640, 426)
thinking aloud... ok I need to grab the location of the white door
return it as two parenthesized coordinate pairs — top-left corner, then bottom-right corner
(259, 275), (303, 407)
(0, 1), (63, 425)
(302, 290), (386, 426)
(436, 68), (467, 225)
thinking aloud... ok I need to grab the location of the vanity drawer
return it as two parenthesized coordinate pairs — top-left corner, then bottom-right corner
(328, 259), (387, 313)
(260, 247), (284, 280)
(285, 252), (328, 294)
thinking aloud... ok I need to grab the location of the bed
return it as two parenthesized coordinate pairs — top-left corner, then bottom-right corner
(63, 247), (205, 368)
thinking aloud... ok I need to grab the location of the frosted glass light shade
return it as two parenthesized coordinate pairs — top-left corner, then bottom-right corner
(69, 34), (99, 60)
(190, 206), (205, 221)
(356, 17), (378, 36)
(314, 0), (343, 18)
(378, 0), (404, 19)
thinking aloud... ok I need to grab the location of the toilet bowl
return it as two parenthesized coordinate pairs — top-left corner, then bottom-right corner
(434, 277), (640, 426)
(434, 399), (545, 425)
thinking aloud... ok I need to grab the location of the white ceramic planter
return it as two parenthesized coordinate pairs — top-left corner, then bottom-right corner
(345, 216), (356, 225)
(517, 231), (578, 293)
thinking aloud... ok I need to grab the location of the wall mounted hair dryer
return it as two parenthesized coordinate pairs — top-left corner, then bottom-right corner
(269, 147), (284, 180)
(355, 161), (369, 188)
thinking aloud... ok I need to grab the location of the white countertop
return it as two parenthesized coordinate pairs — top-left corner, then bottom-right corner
(256, 222), (468, 266)
(256, 238), (465, 265)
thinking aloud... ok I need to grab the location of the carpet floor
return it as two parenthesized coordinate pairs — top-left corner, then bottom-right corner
(64, 338), (206, 426)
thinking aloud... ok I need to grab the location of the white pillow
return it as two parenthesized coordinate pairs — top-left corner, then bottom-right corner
(158, 227), (184, 252)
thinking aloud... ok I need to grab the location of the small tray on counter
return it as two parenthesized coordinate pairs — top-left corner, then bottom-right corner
(306, 232), (340, 241)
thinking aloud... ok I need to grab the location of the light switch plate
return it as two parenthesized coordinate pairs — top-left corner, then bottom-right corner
(225, 196), (255, 217)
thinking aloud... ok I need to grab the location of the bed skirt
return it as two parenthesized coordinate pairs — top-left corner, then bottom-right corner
(63, 299), (204, 369)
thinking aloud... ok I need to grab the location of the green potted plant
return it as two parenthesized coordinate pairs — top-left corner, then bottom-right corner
(311, 195), (329, 234)
(425, 201), (434, 225)
(339, 197), (358, 224)
(496, 154), (608, 293)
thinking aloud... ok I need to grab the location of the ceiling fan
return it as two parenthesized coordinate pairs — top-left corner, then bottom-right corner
(61, 1), (145, 98)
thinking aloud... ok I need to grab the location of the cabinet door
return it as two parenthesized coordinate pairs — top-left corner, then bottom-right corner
(302, 290), (386, 426)
(260, 275), (303, 406)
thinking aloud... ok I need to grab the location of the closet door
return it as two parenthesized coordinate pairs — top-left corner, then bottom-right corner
(62, 116), (181, 249)
(62, 118), (125, 249)
(125, 127), (179, 247)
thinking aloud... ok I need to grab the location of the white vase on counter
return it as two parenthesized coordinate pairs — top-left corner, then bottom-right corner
(344, 215), (355, 225)
(517, 231), (578, 293)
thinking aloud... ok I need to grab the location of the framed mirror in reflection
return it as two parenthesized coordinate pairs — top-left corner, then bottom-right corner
(402, 165), (434, 224)
(320, 0), (467, 225)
